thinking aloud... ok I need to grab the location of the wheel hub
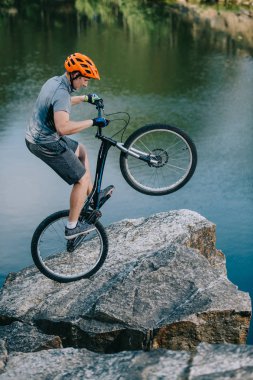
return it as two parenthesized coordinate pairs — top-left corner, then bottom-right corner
(149, 149), (169, 168)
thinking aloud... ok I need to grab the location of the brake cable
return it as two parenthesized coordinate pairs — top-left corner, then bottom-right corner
(103, 111), (131, 142)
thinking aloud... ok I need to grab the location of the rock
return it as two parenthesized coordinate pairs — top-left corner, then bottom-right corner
(190, 342), (253, 379)
(0, 210), (251, 353)
(0, 343), (253, 379)
(0, 347), (191, 380)
(0, 340), (7, 374)
(0, 321), (62, 353)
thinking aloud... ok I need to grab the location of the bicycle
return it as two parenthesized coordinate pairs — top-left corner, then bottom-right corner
(31, 99), (197, 283)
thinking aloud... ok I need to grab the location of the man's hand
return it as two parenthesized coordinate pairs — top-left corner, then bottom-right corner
(85, 93), (102, 105)
(92, 117), (109, 128)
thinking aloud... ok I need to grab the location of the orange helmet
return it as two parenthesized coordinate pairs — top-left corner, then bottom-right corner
(64, 53), (100, 80)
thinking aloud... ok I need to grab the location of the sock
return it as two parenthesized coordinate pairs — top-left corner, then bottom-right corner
(67, 221), (77, 229)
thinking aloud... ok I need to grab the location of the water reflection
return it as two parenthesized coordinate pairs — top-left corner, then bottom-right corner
(0, 2), (252, 343)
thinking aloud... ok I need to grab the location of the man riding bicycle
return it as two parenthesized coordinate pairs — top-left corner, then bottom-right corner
(25, 52), (113, 239)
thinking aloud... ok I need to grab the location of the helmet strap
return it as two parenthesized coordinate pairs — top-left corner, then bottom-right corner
(69, 72), (82, 91)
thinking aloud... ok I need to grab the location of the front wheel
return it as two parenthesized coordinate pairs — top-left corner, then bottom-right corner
(120, 124), (197, 195)
(31, 210), (108, 283)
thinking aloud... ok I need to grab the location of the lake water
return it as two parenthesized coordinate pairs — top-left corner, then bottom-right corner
(0, 2), (252, 343)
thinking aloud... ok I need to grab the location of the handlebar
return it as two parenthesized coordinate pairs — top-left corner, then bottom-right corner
(94, 99), (105, 135)
(95, 99), (104, 118)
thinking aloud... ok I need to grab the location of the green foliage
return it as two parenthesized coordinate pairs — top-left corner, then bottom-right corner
(0, 0), (15, 7)
(0, 0), (76, 18)
(76, 0), (116, 22)
(75, 0), (169, 36)
(178, 0), (252, 8)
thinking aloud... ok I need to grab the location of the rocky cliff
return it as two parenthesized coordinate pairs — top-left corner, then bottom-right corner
(0, 210), (252, 378)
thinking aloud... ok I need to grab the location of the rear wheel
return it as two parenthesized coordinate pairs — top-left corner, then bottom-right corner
(31, 210), (108, 283)
(120, 124), (197, 195)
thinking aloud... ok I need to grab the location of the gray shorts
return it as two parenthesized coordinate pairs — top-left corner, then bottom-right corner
(25, 136), (86, 185)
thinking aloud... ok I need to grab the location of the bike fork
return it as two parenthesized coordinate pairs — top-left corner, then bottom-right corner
(116, 142), (159, 165)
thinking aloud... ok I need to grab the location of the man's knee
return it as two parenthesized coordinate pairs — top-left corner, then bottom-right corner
(77, 171), (90, 186)
(76, 143), (87, 159)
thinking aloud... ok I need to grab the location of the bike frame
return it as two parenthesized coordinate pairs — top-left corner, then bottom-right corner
(83, 101), (159, 211)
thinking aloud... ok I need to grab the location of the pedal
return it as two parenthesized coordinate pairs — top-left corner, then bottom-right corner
(90, 185), (115, 210)
(99, 194), (111, 208)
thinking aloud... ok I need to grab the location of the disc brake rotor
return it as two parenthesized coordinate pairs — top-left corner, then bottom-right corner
(149, 148), (169, 168)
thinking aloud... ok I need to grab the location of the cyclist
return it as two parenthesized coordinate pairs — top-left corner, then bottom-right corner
(25, 52), (114, 239)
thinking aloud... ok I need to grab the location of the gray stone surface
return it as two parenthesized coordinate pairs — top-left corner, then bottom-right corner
(0, 343), (253, 379)
(189, 343), (253, 379)
(0, 347), (190, 380)
(0, 321), (62, 353)
(0, 210), (251, 353)
(0, 340), (7, 374)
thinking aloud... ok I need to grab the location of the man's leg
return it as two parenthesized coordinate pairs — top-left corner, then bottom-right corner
(68, 144), (92, 223)
(65, 142), (114, 238)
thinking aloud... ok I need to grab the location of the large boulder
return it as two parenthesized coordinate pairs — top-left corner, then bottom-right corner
(0, 210), (251, 353)
(0, 343), (191, 380)
(0, 343), (253, 379)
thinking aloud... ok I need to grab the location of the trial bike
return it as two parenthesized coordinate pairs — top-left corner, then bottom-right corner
(31, 100), (197, 283)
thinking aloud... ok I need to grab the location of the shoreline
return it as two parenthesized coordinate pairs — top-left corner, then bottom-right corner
(169, 0), (253, 51)
(1, 0), (253, 51)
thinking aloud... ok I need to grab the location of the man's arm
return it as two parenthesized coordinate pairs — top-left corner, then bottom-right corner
(54, 111), (93, 136)
(70, 94), (102, 106)
(70, 95), (86, 106)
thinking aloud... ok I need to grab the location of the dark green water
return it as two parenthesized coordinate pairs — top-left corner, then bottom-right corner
(0, 2), (252, 342)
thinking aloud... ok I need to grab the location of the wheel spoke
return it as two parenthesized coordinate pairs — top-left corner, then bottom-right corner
(164, 162), (188, 171)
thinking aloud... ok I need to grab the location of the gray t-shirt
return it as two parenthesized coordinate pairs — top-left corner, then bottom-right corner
(26, 74), (72, 144)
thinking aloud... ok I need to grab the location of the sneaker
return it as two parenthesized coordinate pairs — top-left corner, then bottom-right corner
(90, 185), (115, 209)
(65, 221), (94, 240)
